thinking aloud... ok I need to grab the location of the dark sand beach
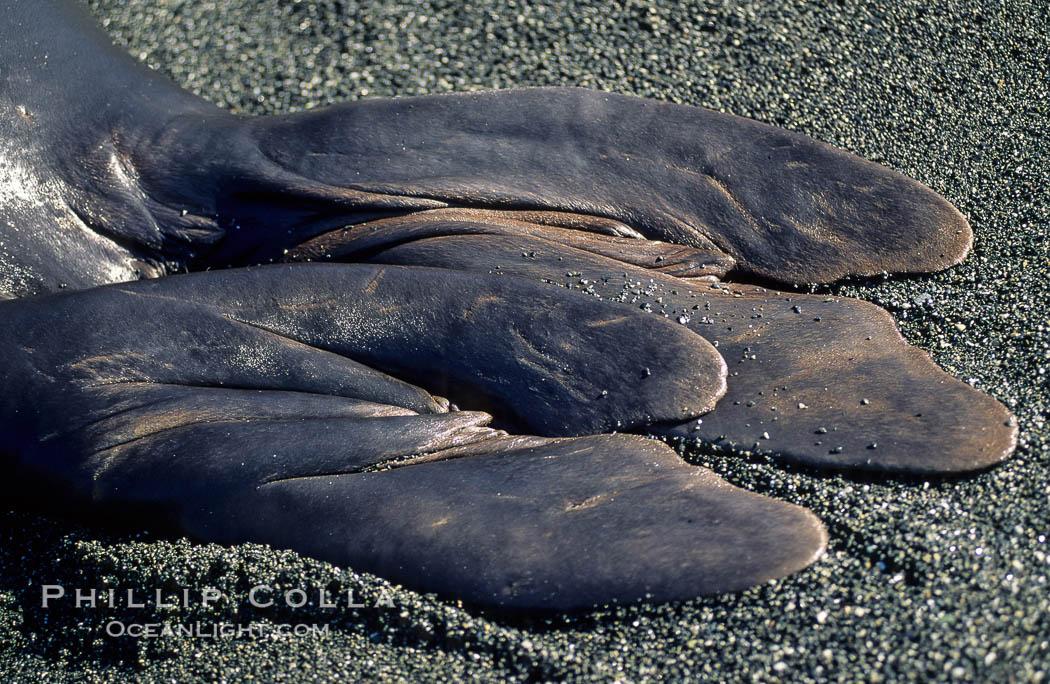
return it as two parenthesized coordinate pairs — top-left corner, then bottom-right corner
(1, 0), (1047, 680)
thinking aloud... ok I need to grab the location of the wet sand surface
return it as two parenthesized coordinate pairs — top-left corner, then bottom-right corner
(1, 0), (1047, 680)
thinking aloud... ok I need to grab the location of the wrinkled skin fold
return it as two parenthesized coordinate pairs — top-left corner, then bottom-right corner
(0, 0), (1014, 609)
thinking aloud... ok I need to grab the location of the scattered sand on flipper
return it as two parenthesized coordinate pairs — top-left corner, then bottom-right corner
(1, 0), (1047, 680)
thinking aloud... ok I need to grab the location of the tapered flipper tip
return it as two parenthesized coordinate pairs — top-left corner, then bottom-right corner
(656, 289), (1017, 474)
(708, 124), (976, 284)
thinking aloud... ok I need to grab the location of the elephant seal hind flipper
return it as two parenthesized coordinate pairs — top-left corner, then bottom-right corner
(2, 0), (1005, 610)
(212, 87), (972, 284)
(0, 262), (826, 609)
(3, 3), (971, 291)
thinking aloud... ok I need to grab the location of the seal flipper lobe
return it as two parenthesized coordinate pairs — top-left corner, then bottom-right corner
(0, 261), (724, 482)
(230, 87), (971, 284)
(136, 263), (727, 435)
(187, 433), (828, 610)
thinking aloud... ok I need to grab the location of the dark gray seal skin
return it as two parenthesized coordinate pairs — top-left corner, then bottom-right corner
(0, 0), (1011, 609)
